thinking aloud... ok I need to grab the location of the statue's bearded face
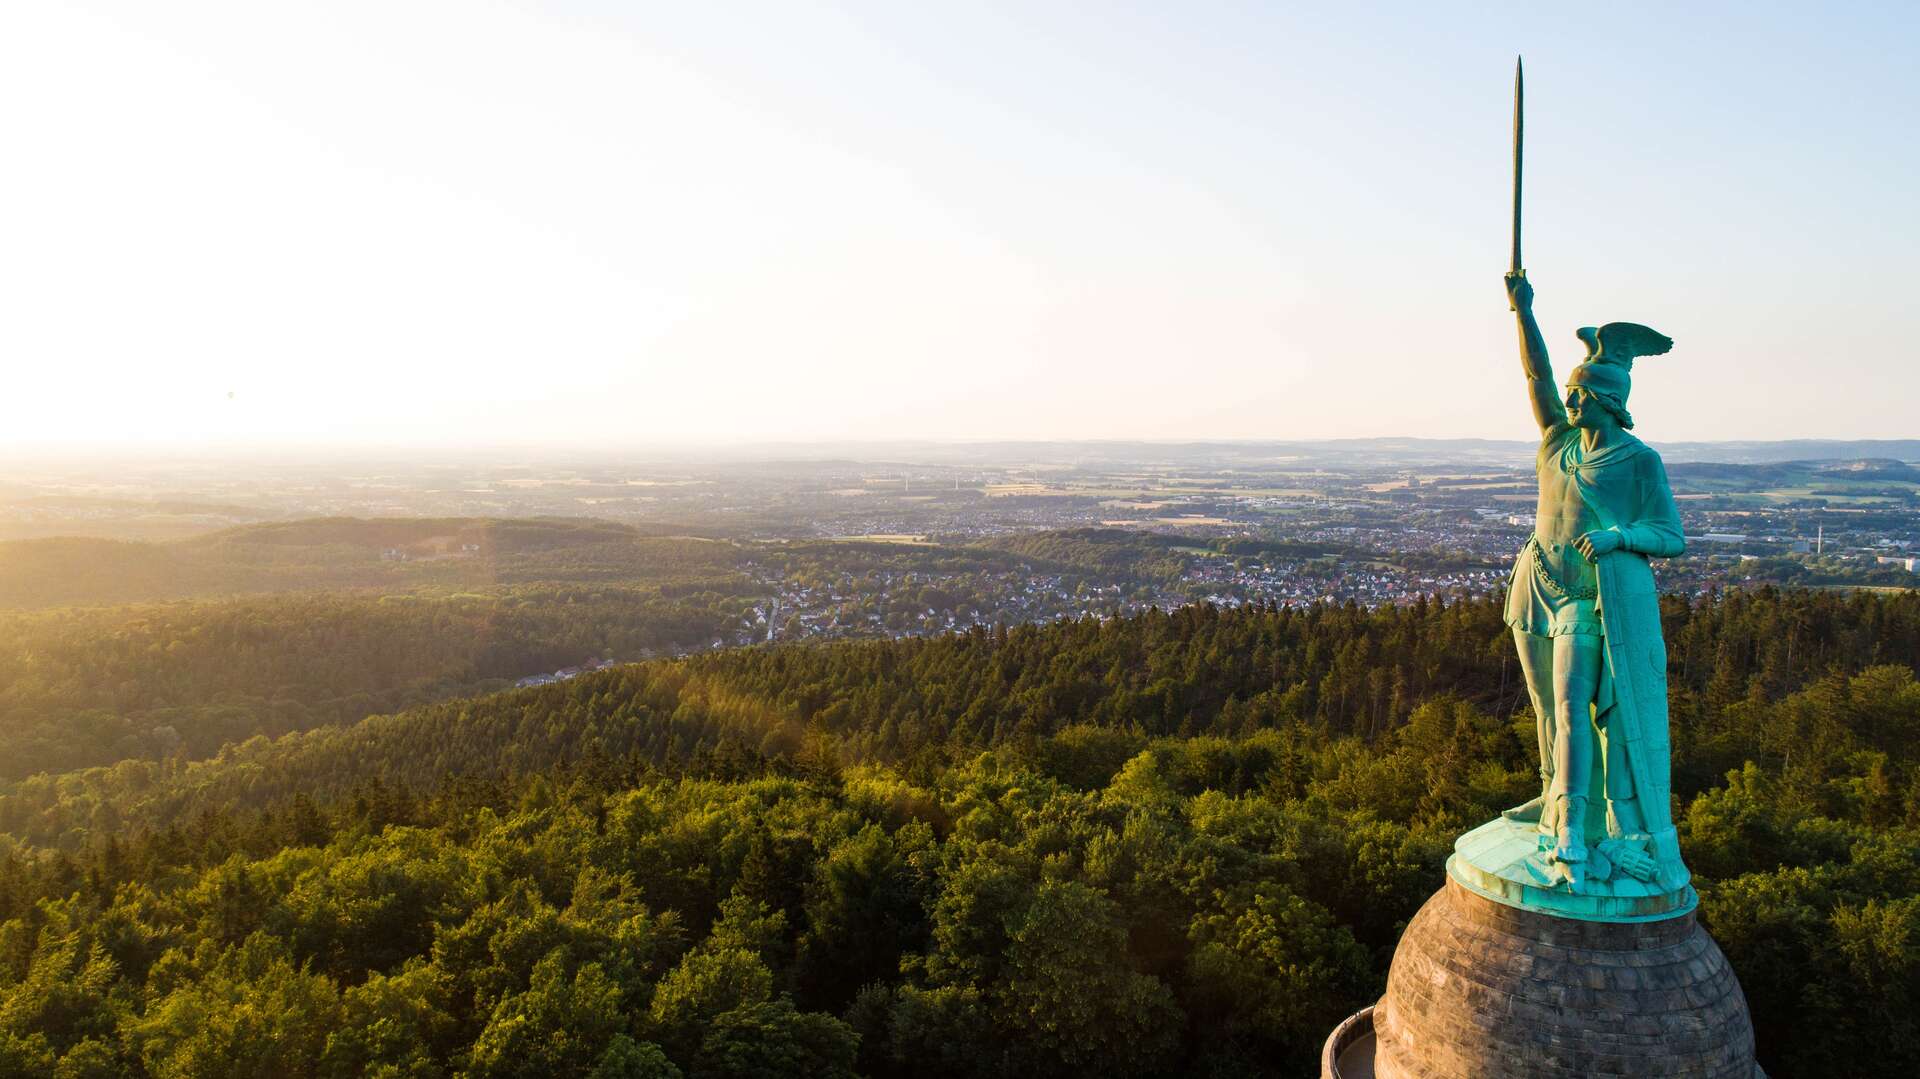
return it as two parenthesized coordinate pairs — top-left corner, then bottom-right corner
(1564, 387), (1617, 431)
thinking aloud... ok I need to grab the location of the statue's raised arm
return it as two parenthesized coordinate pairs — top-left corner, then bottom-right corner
(1505, 273), (1565, 434)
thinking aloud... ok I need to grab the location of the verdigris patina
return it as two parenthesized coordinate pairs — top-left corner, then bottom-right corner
(1322, 59), (1761, 1079)
(1445, 58), (1695, 921)
(1444, 276), (1695, 920)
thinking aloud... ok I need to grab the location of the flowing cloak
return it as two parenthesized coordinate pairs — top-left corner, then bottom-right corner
(1558, 426), (1689, 887)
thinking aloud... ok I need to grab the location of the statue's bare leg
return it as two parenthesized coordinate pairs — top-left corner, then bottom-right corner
(1548, 632), (1604, 864)
(1503, 627), (1557, 822)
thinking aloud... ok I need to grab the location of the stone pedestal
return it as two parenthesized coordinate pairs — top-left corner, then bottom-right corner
(1449, 815), (1696, 922)
(1321, 878), (1762, 1079)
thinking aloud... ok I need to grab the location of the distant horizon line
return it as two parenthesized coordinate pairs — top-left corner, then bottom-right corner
(5, 435), (1920, 452)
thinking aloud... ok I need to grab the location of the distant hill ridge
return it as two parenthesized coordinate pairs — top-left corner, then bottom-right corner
(699, 438), (1920, 468)
(0, 516), (733, 609)
(1668, 458), (1920, 477)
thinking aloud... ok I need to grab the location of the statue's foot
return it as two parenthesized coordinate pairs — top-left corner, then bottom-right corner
(1501, 795), (1545, 824)
(1552, 839), (1588, 864)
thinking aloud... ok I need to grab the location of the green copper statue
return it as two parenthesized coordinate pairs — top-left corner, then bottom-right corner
(1446, 60), (1695, 920)
(1502, 274), (1685, 869)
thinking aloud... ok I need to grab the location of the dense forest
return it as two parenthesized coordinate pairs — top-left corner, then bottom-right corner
(0, 586), (754, 782)
(1, 588), (1916, 1077)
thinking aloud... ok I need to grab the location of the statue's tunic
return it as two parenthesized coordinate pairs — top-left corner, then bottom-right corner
(1506, 424), (1602, 637)
(1505, 423), (1684, 640)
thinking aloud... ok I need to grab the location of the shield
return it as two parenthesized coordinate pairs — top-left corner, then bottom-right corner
(1594, 549), (1687, 891)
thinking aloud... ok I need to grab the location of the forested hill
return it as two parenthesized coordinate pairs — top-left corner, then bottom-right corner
(976, 529), (1209, 581)
(0, 519), (760, 782)
(1, 589), (1916, 1076)
(0, 587), (749, 781)
(7, 588), (1917, 852)
(0, 516), (735, 609)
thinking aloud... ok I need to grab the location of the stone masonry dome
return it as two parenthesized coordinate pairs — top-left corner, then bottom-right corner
(1325, 877), (1763, 1079)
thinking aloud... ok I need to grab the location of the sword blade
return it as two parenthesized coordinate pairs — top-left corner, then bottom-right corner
(1511, 56), (1524, 274)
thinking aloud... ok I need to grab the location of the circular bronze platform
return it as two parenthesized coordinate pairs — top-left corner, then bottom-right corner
(1323, 877), (1761, 1079)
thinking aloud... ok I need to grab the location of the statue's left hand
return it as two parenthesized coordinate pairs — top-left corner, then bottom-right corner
(1575, 529), (1623, 562)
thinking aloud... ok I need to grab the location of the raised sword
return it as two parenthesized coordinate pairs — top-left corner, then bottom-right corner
(1509, 56), (1525, 309)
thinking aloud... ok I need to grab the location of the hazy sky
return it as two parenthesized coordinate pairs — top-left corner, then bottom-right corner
(4, 2), (1915, 448)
